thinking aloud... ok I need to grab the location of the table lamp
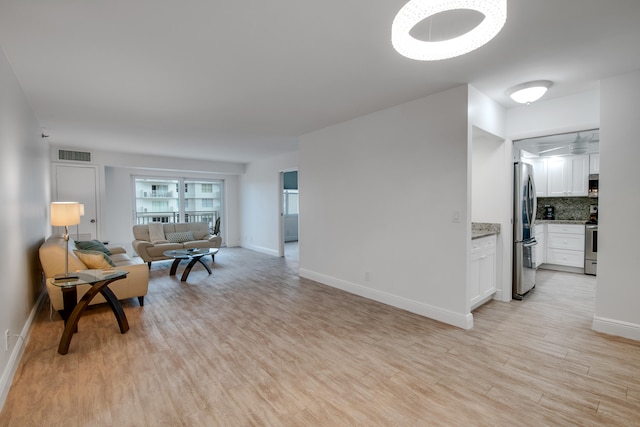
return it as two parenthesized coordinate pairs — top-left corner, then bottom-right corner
(51, 202), (81, 281)
(75, 204), (85, 240)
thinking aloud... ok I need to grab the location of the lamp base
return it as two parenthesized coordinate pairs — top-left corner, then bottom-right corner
(54, 273), (79, 282)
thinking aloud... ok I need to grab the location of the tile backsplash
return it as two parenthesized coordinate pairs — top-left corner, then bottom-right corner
(536, 197), (597, 221)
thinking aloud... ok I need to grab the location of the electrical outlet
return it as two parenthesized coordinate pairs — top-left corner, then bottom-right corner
(4, 329), (9, 351)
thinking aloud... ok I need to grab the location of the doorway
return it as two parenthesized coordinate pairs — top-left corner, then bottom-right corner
(280, 170), (299, 259)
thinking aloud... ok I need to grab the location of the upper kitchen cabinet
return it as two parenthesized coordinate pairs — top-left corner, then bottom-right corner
(515, 130), (598, 198)
(547, 155), (589, 197)
(590, 153), (600, 174)
(529, 158), (548, 197)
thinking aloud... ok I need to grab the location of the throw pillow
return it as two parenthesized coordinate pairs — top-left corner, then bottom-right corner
(75, 239), (112, 255)
(74, 250), (116, 269)
(213, 217), (221, 235)
(148, 223), (166, 243)
(166, 231), (195, 243)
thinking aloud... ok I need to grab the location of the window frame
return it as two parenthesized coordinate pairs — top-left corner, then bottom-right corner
(133, 176), (223, 233)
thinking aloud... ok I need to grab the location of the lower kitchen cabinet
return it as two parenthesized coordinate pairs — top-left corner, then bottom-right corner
(546, 224), (584, 268)
(470, 234), (497, 310)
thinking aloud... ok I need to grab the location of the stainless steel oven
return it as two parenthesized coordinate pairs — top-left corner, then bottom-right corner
(585, 224), (597, 275)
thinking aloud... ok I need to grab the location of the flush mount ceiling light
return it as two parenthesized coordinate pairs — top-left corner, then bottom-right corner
(507, 80), (553, 104)
(391, 0), (507, 61)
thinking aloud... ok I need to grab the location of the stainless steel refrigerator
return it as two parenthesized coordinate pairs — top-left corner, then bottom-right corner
(513, 162), (538, 300)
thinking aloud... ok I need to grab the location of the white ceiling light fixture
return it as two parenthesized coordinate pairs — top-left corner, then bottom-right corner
(507, 80), (553, 104)
(392, 0), (507, 61)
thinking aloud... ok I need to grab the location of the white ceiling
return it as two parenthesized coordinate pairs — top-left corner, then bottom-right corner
(515, 129), (600, 157)
(1, 0), (639, 164)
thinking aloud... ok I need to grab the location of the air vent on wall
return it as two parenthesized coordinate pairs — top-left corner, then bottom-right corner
(58, 149), (91, 162)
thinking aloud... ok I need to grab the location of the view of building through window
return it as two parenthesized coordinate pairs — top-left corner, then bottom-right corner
(283, 189), (299, 215)
(134, 178), (222, 232)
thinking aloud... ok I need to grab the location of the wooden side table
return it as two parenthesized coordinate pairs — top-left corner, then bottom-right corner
(51, 270), (129, 355)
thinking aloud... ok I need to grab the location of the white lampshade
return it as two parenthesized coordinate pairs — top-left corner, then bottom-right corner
(50, 202), (81, 227)
(507, 80), (553, 104)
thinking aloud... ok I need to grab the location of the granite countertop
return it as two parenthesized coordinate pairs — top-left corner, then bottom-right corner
(472, 222), (501, 239)
(536, 219), (588, 225)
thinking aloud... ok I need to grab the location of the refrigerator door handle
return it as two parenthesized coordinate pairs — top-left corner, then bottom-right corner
(527, 175), (537, 229)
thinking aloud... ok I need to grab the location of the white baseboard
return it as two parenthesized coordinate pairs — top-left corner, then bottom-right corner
(241, 243), (279, 257)
(299, 268), (473, 330)
(0, 290), (46, 411)
(592, 316), (640, 341)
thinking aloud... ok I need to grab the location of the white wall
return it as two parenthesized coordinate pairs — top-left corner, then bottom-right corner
(471, 132), (507, 222)
(299, 86), (472, 328)
(470, 129), (512, 303)
(468, 87), (511, 304)
(240, 151), (299, 256)
(593, 70), (640, 340)
(506, 89), (600, 140)
(0, 48), (50, 409)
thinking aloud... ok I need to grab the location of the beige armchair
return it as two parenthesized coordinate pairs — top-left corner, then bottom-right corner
(39, 235), (149, 311)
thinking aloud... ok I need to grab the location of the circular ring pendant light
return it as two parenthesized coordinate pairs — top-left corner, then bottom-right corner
(392, 0), (507, 61)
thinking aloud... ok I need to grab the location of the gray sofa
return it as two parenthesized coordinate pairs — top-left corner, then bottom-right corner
(132, 222), (222, 267)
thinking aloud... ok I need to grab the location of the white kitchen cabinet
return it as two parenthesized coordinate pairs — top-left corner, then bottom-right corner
(590, 154), (600, 174)
(534, 224), (545, 267)
(546, 224), (584, 268)
(546, 155), (589, 197)
(529, 158), (548, 197)
(470, 234), (497, 310)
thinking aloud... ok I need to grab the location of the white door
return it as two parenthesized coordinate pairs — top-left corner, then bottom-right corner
(54, 164), (98, 240)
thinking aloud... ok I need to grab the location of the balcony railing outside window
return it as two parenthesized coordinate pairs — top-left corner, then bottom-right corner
(135, 210), (220, 233)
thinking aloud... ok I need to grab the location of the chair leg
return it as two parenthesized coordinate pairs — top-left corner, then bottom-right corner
(138, 296), (144, 306)
(211, 254), (215, 264)
(147, 262), (151, 269)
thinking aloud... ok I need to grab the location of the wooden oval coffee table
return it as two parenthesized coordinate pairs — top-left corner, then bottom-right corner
(163, 248), (219, 282)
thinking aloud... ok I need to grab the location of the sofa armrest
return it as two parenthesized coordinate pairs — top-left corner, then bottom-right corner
(132, 240), (153, 262)
(107, 246), (127, 255)
(206, 235), (222, 248)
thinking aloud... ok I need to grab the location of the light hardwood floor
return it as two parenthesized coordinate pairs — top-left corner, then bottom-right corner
(1, 247), (639, 426)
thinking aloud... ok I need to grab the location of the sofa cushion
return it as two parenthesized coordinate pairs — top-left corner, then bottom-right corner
(148, 223), (167, 243)
(74, 249), (116, 269)
(76, 239), (112, 255)
(166, 231), (195, 243)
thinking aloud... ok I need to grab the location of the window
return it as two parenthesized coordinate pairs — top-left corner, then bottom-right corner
(151, 184), (170, 197)
(134, 177), (222, 232)
(283, 190), (299, 215)
(152, 201), (169, 211)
